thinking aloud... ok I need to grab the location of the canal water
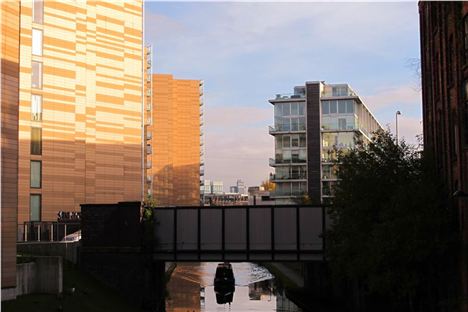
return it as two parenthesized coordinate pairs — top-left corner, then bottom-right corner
(165, 262), (302, 312)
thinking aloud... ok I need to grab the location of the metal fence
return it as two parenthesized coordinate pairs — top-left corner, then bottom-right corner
(18, 222), (80, 242)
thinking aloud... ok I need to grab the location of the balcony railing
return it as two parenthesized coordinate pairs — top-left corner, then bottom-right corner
(270, 173), (307, 181)
(272, 93), (305, 100)
(269, 125), (306, 134)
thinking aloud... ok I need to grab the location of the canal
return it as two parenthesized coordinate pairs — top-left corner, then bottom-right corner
(165, 262), (302, 312)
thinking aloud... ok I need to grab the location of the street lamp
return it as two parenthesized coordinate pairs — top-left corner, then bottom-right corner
(395, 111), (401, 145)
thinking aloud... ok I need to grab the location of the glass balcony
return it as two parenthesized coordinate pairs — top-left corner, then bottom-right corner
(272, 93), (305, 100)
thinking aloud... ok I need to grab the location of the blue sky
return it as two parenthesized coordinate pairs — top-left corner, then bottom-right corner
(145, 1), (422, 189)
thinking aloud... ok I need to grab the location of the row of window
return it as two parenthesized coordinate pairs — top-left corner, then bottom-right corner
(31, 0), (43, 222)
(274, 116), (306, 132)
(274, 102), (306, 117)
(275, 134), (307, 149)
(321, 100), (354, 115)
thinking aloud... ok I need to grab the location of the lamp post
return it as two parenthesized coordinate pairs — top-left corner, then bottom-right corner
(395, 111), (401, 145)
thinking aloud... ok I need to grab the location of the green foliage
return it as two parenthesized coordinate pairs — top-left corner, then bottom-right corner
(326, 130), (457, 306)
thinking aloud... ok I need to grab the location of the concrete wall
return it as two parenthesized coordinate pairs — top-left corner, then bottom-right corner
(16, 256), (63, 297)
(17, 242), (79, 264)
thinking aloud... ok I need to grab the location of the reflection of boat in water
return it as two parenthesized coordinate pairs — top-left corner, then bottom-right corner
(214, 262), (235, 305)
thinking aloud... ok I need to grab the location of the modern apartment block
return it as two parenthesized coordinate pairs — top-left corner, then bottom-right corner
(1, 0), (20, 299)
(419, 2), (468, 309)
(16, 0), (143, 225)
(147, 74), (202, 206)
(269, 82), (381, 203)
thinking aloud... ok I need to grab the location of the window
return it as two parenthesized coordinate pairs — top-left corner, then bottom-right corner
(33, 0), (43, 24)
(30, 160), (41, 188)
(291, 103), (298, 115)
(299, 135), (306, 147)
(322, 102), (330, 114)
(346, 100), (354, 114)
(31, 127), (42, 155)
(31, 94), (42, 121)
(339, 118), (347, 130)
(291, 136), (299, 147)
(32, 61), (42, 89)
(298, 103), (305, 115)
(282, 136), (290, 148)
(282, 103), (290, 116)
(338, 101), (346, 114)
(32, 28), (43, 56)
(30, 194), (41, 221)
(329, 101), (337, 114)
(291, 118), (299, 131)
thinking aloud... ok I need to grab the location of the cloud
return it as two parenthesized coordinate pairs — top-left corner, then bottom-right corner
(204, 104), (274, 188)
(361, 85), (422, 110)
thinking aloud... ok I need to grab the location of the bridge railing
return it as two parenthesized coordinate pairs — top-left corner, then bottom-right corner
(17, 221), (81, 242)
(152, 205), (328, 262)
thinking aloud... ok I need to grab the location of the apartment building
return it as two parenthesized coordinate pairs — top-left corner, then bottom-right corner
(269, 82), (382, 203)
(16, 0), (143, 224)
(419, 2), (468, 309)
(147, 74), (202, 206)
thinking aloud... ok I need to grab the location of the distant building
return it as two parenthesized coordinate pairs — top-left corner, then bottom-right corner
(212, 181), (224, 194)
(203, 193), (248, 206)
(146, 74), (203, 206)
(229, 179), (246, 195)
(419, 2), (468, 309)
(248, 186), (275, 206)
(269, 82), (382, 204)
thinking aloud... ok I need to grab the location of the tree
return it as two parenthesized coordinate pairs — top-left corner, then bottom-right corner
(326, 130), (458, 310)
(261, 179), (276, 192)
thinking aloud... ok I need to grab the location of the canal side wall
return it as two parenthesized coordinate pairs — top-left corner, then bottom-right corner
(79, 201), (166, 311)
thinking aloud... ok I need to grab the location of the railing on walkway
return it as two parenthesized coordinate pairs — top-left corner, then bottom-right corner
(18, 221), (80, 242)
(153, 204), (328, 262)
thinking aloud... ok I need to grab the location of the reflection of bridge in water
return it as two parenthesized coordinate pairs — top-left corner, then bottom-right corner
(153, 205), (328, 262)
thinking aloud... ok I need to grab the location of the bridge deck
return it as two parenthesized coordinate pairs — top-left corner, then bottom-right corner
(153, 205), (327, 262)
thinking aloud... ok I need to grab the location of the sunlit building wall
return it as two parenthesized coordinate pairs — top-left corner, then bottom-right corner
(17, 0), (144, 224)
(149, 74), (201, 206)
(1, 0), (20, 299)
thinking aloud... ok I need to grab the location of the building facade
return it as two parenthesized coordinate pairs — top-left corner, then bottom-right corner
(1, 0), (20, 299)
(269, 82), (381, 203)
(419, 2), (468, 309)
(16, 0), (144, 225)
(147, 74), (202, 206)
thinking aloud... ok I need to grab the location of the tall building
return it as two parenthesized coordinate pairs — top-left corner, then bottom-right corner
(15, 0), (143, 223)
(269, 82), (381, 203)
(1, 0), (20, 299)
(147, 74), (202, 206)
(419, 2), (468, 309)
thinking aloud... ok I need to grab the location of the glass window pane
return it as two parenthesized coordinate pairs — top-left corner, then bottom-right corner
(31, 127), (42, 155)
(291, 118), (299, 131)
(291, 103), (298, 115)
(298, 103), (305, 115)
(283, 136), (290, 148)
(283, 103), (290, 116)
(31, 94), (42, 121)
(32, 28), (43, 56)
(33, 0), (43, 24)
(346, 100), (354, 114)
(32, 61), (42, 89)
(291, 136), (299, 147)
(322, 101), (329, 114)
(329, 101), (337, 114)
(30, 195), (41, 221)
(300, 135), (306, 147)
(30, 161), (41, 188)
(338, 101), (346, 114)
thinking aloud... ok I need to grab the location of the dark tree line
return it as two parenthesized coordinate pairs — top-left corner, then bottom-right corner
(326, 130), (459, 311)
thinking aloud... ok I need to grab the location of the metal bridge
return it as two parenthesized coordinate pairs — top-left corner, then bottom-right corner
(153, 204), (328, 262)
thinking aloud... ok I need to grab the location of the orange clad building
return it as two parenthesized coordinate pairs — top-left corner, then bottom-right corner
(16, 0), (144, 225)
(146, 74), (203, 206)
(1, 0), (20, 298)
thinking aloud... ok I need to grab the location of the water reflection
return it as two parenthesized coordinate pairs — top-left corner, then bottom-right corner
(165, 262), (302, 312)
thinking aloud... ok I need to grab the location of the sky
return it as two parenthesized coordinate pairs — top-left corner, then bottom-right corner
(144, 1), (422, 190)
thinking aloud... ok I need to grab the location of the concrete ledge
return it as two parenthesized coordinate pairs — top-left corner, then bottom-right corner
(1, 287), (17, 301)
(17, 241), (79, 264)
